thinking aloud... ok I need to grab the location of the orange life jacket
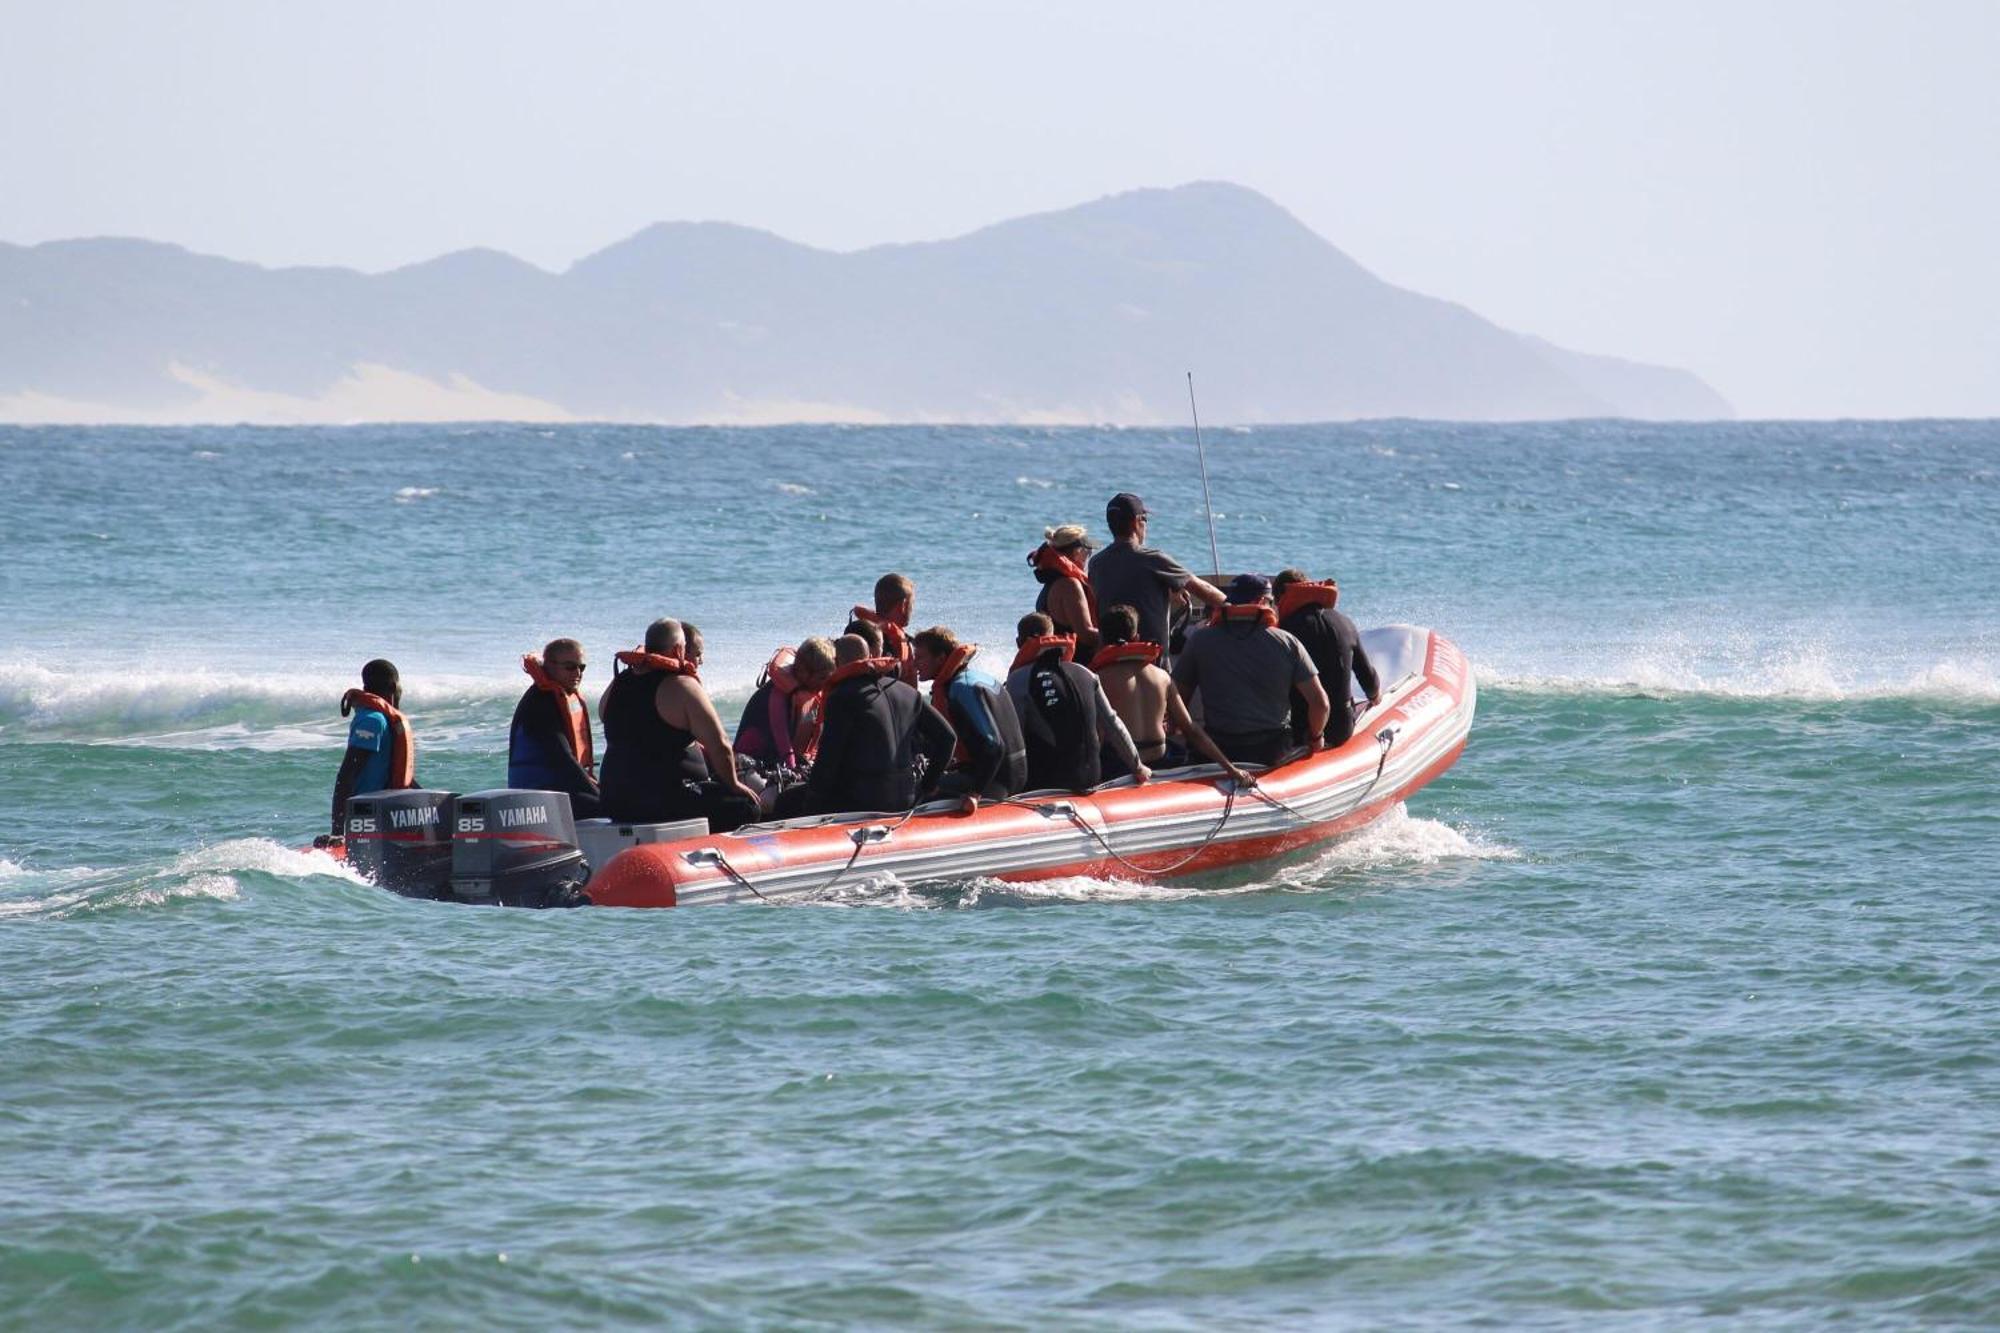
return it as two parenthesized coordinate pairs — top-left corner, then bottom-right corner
(1276, 580), (1338, 621)
(850, 605), (915, 682)
(522, 654), (595, 776)
(927, 643), (979, 765)
(1090, 640), (1163, 672)
(340, 688), (416, 788)
(824, 655), (902, 690)
(1028, 544), (1099, 624)
(756, 646), (824, 764)
(1209, 604), (1279, 630)
(1010, 633), (1077, 673)
(614, 649), (701, 680)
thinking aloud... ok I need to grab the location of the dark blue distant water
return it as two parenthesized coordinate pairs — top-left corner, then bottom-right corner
(3, 421), (1997, 1327)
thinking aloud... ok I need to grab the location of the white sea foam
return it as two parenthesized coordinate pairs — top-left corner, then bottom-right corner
(0, 661), (519, 746)
(167, 837), (367, 886)
(774, 481), (814, 495)
(1478, 646), (2000, 704)
(393, 486), (439, 502)
(1273, 805), (1517, 885)
(806, 870), (1234, 910)
(1014, 476), (1056, 489)
(0, 838), (362, 920)
(956, 874), (1246, 907)
(801, 807), (1510, 911)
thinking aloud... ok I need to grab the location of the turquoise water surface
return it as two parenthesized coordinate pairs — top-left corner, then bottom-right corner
(3, 421), (1997, 1327)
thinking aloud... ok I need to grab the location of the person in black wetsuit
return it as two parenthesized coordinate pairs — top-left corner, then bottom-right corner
(791, 634), (956, 816)
(1271, 568), (1382, 748)
(596, 618), (759, 832)
(1005, 612), (1146, 792)
(508, 637), (601, 817)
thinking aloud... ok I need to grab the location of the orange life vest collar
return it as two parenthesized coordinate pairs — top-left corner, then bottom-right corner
(927, 643), (980, 767)
(522, 654), (562, 694)
(614, 649), (700, 680)
(762, 646), (802, 695)
(850, 604), (914, 680)
(1276, 580), (1338, 621)
(1029, 543), (1089, 586)
(824, 656), (902, 690)
(1010, 634), (1076, 673)
(851, 603), (909, 634)
(1090, 640), (1163, 671)
(1028, 544), (1099, 623)
(927, 643), (978, 713)
(1210, 603), (1279, 630)
(340, 688), (417, 788)
(848, 600), (912, 632)
(757, 646), (823, 765)
(522, 655), (594, 774)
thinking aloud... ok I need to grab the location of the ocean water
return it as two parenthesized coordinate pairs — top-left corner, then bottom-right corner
(3, 420), (1997, 1328)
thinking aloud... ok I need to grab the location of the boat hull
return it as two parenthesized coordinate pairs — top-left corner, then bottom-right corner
(587, 626), (1475, 908)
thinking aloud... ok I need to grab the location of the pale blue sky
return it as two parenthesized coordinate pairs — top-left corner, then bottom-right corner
(3, 0), (1994, 417)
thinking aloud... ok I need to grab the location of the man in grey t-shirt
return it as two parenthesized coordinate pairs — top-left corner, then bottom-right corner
(1087, 492), (1226, 657)
(1172, 574), (1331, 769)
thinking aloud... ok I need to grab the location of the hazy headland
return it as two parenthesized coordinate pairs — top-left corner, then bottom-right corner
(0, 182), (1729, 426)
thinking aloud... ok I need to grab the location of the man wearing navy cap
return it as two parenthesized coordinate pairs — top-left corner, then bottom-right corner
(1172, 573), (1330, 768)
(1087, 492), (1226, 664)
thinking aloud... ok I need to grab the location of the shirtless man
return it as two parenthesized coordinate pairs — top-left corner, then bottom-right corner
(1090, 604), (1251, 786)
(596, 617), (760, 832)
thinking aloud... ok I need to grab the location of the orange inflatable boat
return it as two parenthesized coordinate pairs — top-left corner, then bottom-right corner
(586, 624), (1474, 908)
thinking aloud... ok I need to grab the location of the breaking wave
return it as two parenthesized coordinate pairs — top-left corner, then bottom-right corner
(0, 662), (520, 746)
(1476, 641), (2000, 705)
(0, 838), (366, 920)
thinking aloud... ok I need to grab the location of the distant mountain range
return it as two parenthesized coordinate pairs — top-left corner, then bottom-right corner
(0, 182), (1730, 424)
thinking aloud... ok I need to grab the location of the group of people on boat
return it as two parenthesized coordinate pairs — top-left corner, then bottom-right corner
(327, 491), (1381, 840)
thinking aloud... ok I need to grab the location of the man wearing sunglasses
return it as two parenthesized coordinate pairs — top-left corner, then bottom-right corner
(509, 636), (602, 817)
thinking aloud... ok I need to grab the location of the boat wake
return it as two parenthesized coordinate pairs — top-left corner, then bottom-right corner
(794, 806), (1514, 910)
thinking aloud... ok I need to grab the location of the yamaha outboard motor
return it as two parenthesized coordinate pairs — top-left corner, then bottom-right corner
(450, 789), (589, 909)
(344, 789), (456, 899)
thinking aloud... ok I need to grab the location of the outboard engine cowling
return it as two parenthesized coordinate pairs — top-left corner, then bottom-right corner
(451, 789), (588, 908)
(345, 788), (456, 899)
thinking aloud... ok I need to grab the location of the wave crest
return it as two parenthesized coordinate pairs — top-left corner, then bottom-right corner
(0, 838), (365, 920)
(0, 662), (519, 746)
(1478, 643), (2000, 704)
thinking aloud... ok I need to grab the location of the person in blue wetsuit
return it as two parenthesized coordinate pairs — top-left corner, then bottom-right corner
(909, 625), (1028, 812)
(508, 637), (601, 817)
(327, 658), (417, 841)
